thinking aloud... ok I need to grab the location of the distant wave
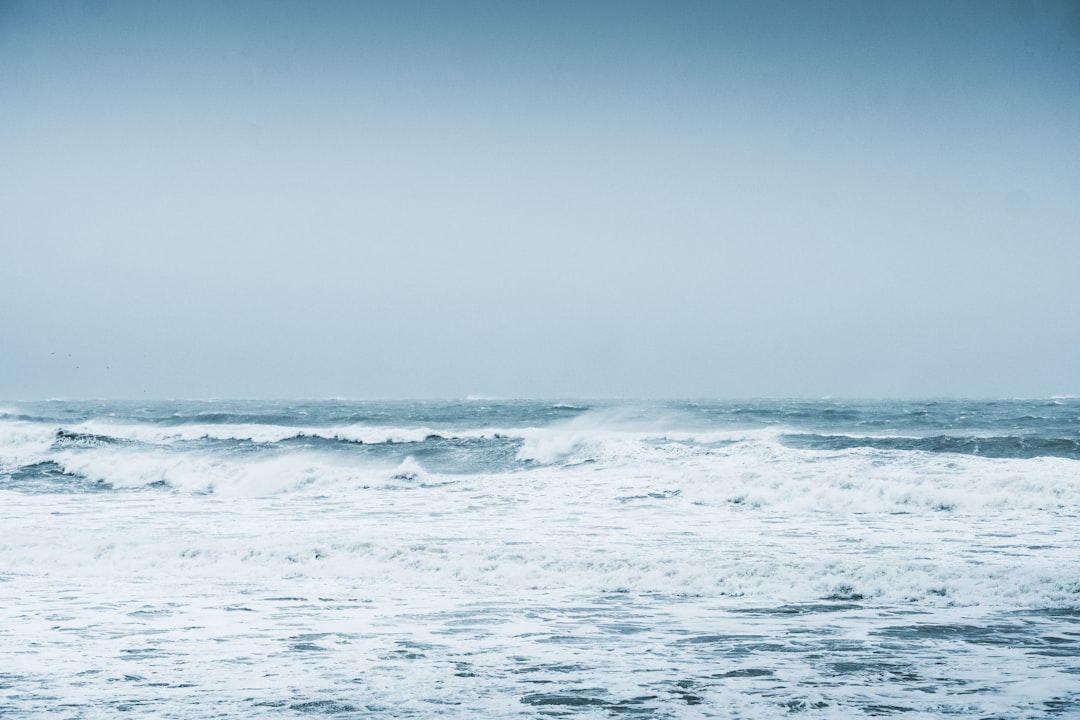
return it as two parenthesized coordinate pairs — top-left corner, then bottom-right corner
(781, 432), (1080, 460)
(45, 421), (525, 447)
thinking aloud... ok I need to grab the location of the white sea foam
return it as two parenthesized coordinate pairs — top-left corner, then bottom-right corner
(53, 420), (523, 446)
(390, 455), (426, 481)
(8, 416), (1080, 515)
(3, 401), (1079, 718)
(514, 408), (772, 464)
(0, 420), (58, 471)
(47, 446), (387, 496)
(3, 471), (1076, 607)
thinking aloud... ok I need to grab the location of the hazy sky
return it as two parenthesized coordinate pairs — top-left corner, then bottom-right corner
(2, 0), (1078, 399)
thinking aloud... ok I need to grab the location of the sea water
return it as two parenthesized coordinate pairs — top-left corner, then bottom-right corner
(1, 399), (1078, 718)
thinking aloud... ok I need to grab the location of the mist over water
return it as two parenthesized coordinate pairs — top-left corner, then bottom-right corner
(2, 399), (1079, 717)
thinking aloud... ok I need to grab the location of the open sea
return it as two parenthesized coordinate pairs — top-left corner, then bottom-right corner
(1, 398), (1078, 718)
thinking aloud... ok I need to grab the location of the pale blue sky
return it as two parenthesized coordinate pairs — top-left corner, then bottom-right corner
(2, 0), (1078, 398)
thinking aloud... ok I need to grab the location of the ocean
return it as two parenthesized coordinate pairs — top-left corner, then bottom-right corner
(1, 399), (1078, 718)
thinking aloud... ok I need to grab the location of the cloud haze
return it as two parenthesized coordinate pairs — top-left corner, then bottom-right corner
(2, 0), (1078, 398)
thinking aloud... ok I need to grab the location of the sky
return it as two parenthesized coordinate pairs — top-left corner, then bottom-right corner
(2, 0), (1079, 399)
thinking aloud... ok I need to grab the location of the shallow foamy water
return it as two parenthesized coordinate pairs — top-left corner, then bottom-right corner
(1, 400), (1078, 717)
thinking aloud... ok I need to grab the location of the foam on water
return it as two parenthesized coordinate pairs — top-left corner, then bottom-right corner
(1, 400), (1078, 718)
(51, 420), (492, 446)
